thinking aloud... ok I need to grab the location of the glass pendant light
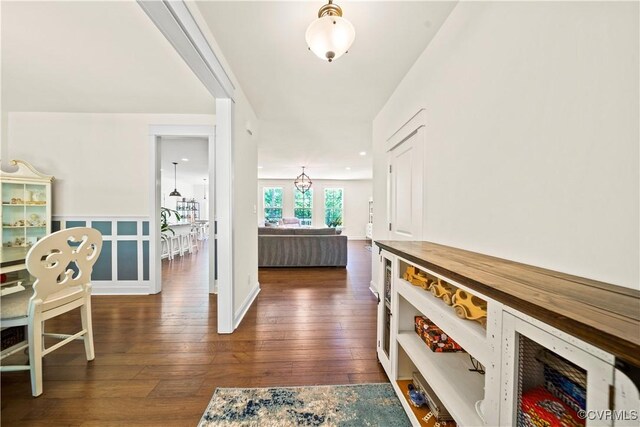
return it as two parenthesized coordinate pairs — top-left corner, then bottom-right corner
(305, 0), (355, 63)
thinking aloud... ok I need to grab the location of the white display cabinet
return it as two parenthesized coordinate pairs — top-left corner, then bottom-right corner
(0, 160), (53, 248)
(375, 241), (640, 427)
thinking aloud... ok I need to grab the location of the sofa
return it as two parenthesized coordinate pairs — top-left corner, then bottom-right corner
(258, 227), (348, 267)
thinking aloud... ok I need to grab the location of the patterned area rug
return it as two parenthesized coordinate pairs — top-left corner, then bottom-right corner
(198, 383), (411, 426)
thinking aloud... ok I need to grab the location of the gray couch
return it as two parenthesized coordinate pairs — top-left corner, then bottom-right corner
(258, 227), (348, 267)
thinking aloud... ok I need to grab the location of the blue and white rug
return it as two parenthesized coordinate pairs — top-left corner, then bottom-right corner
(198, 383), (411, 426)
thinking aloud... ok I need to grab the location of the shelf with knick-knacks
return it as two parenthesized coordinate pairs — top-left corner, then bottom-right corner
(0, 160), (54, 248)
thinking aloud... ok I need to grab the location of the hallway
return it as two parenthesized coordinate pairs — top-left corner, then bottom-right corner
(1, 240), (386, 425)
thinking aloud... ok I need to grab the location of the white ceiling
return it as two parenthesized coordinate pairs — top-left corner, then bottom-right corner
(196, 1), (457, 179)
(1, 1), (214, 114)
(160, 136), (209, 184)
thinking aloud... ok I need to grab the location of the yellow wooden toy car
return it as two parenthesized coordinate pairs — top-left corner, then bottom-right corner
(403, 266), (432, 290)
(452, 289), (487, 326)
(430, 279), (454, 305)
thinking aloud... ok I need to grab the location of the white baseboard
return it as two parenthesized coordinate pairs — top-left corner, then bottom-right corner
(92, 281), (152, 295)
(234, 282), (261, 329)
(347, 235), (368, 240)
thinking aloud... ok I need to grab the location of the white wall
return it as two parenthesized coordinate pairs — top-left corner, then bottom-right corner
(258, 179), (372, 240)
(232, 88), (259, 314)
(6, 112), (215, 217)
(373, 2), (639, 289)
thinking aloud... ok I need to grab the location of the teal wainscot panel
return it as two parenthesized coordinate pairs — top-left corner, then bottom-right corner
(117, 241), (138, 281)
(92, 221), (112, 236)
(142, 241), (149, 280)
(93, 241), (112, 281)
(117, 221), (137, 236)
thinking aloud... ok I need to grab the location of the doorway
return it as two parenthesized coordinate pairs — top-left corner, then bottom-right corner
(148, 125), (216, 296)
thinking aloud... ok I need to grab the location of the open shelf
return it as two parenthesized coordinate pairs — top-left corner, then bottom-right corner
(397, 278), (490, 365)
(395, 380), (456, 427)
(397, 332), (484, 427)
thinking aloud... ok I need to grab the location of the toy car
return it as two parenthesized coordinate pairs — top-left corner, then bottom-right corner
(451, 289), (487, 326)
(403, 266), (432, 290)
(430, 279), (454, 305)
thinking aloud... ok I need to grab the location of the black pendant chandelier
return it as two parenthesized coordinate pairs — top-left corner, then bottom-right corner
(169, 162), (182, 197)
(294, 166), (312, 194)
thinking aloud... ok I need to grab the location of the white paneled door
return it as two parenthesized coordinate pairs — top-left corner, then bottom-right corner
(387, 126), (425, 241)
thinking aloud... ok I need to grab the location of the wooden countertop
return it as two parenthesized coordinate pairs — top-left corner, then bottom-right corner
(376, 240), (640, 367)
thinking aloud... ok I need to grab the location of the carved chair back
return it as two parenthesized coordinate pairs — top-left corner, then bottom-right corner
(26, 227), (102, 304)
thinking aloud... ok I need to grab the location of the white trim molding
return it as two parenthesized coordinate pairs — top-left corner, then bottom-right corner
(234, 283), (261, 330)
(385, 108), (427, 152)
(137, 0), (234, 100)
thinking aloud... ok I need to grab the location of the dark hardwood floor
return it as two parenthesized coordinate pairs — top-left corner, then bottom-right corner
(1, 240), (386, 426)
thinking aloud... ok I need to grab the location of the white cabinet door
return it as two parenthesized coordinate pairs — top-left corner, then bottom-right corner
(376, 251), (394, 376)
(387, 127), (424, 241)
(500, 312), (614, 426)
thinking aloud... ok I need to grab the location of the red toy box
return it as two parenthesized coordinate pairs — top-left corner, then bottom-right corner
(520, 386), (584, 427)
(414, 316), (465, 353)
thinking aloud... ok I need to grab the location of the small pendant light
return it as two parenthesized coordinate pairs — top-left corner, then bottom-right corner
(169, 162), (182, 197)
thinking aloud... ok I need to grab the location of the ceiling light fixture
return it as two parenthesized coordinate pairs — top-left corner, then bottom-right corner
(359, 151), (366, 156)
(181, 158), (189, 162)
(305, 0), (355, 63)
(169, 162), (182, 197)
(294, 166), (313, 194)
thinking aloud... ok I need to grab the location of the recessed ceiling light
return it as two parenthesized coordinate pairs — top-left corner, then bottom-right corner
(258, 166), (264, 169)
(345, 167), (351, 170)
(181, 158), (189, 162)
(359, 151), (366, 156)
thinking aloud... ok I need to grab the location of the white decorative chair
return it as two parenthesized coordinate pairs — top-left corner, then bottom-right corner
(0, 227), (102, 397)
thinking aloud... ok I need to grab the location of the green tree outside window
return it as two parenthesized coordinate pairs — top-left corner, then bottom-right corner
(324, 188), (343, 227)
(294, 188), (313, 226)
(264, 187), (283, 223)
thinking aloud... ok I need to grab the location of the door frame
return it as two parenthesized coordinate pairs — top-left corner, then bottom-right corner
(139, 0), (236, 333)
(148, 124), (233, 334)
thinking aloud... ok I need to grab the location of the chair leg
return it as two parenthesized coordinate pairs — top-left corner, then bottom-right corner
(81, 299), (95, 361)
(28, 319), (43, 397)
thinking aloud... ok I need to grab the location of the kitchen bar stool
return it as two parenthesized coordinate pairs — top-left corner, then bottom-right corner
(160, 234), (172, 260)
(170, 235), (182, 258)
(180, 234), (191, 255)
(189, 231), (198, 253)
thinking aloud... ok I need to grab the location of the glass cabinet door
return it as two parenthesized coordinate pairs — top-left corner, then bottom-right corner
(377, 254), (394, 375)
(1, 161), (53, 249)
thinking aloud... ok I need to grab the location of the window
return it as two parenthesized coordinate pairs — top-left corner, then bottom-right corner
(324, 188), (343, 227)
(263, 187), (283, 223)
(294, 188), (313, 226)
